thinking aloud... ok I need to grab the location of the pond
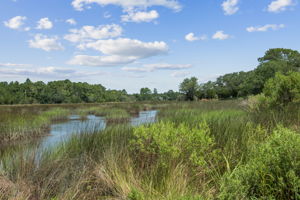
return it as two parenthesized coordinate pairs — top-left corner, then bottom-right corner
(0, 110), (158, 160)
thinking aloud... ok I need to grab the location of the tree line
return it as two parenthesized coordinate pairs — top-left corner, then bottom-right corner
(0, 79), (180, 104)
(0, 48), (299, 105)
(180, 48), (300, 102)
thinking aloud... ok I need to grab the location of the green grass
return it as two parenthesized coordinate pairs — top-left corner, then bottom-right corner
(0, 107), (70, 142)
(0, 100), (300, 199)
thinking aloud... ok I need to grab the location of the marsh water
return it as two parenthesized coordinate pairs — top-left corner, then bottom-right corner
(0, 110), (157, 160)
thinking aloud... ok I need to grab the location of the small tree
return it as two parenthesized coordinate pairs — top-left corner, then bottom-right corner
(179, 77), (199, 101)
(139, 87), (152, 101)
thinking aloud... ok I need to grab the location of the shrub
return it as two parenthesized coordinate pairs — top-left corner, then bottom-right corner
(219, 126), (300, 199)
(130, 121), (216, 170)
(246, 94), (268, 112)
(263, 72), (300, 107)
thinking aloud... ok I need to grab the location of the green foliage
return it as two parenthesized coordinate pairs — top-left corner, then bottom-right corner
(130, 121), (216, 168)
(0, 107), (70, 142)
(128, 188), (145, 200)
(177, 196), (204, 200)
(179, 77), (199, 101)
(263, 71), (300, 107)
(258, 48), (300, 69)
(0, 79), (130, 104)
(1, 101), (300, 199)
(219, 126), (300, 200)
(181, 48), (300, 100)
(246, 94), (268, 112)
(139, 87), (153, 101)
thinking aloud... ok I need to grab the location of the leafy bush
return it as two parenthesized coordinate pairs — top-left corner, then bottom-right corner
(246, 94), (269, 112)
(219, 126), (300, 199)
(264, 71), (300, 107)
(130, 121), (216, 169)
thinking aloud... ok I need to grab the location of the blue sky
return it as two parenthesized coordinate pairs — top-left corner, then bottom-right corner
(0, 0), (299, 93)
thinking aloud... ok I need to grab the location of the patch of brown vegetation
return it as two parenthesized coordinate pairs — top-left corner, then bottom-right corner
(0, 176), (32, 200)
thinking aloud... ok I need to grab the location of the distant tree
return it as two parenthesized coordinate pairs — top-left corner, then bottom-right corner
(179, 77), (199, 101)
(199, 81), (218, 99)
(152, 88), (160, 101)
(0, 79), (133, 104)
(139, 87), (152, 101)
(163, 90), (180, 101)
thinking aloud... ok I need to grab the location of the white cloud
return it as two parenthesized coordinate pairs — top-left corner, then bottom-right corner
(71, 0), (181, 12)
(69, 38), (168, 67)
(267, 0), (295, 12)
(0, 63), (29, 67)
(36, 18), (53, 30)
(222, 0), (239, 15)
(122, 63), (191, 72)
(185, 33), (198, 41)
(171, 71), (190, 78)
(68, 55), (135, 67)
(80, 38), (168, 58)
(121, 10), (159, 23)
(185, 33), (207, 42)
(246, 24), (285, 32)
(66, 18), (77, 25)
(0, 66), (104, 78)
(212, 31), (230, 40)
(4, 16), (28, 30)
(144, 63), (191, 70)
(64, 24), (122, 43)
(29, 34), (64, 51)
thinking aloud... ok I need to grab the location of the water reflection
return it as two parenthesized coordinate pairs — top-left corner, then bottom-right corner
(40, 115), (106, 150)
(131, 110), (157, 126)
(0, 110), (157, 160)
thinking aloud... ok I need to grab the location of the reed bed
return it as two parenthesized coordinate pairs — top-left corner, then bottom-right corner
(0, 100), (300, 199)
(0, 108), (70, 143)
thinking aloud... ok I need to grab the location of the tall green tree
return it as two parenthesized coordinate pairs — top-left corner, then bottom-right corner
(179, 77), (199, 101)
(139, 87), (153, 101)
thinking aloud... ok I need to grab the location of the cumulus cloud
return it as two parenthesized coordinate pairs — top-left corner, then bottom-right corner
(36, 18), (53, 30)
(121, 10), (159, 23)
(80, 38), (168, 57)
(68, 38), (168, 67)
(64, 24), (122, 43)
(212, 31), (230, 40)
(267, 0), (295, 12)
(246, 24), (285, 32)
(4, 16), (29, 30)
(71, 0), (181, 12)
(66, 18), (77, 25)
(185, 33), (198, 42)
(222, 0), (239, 15)
(122, 63), (192, 72)
(29, 34), (64, 51)
(185, 33), (207, 42)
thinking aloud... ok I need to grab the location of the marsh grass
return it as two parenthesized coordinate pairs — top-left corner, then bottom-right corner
(0, 100), (300, 199)
(0, 107), (70, 143)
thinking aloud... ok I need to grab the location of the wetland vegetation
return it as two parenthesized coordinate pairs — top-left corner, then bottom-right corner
(0, 48), (300, 199)
(0, 100), (300, 200)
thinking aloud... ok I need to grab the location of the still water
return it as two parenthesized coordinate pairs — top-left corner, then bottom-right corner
(0, 110), (157, 158)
